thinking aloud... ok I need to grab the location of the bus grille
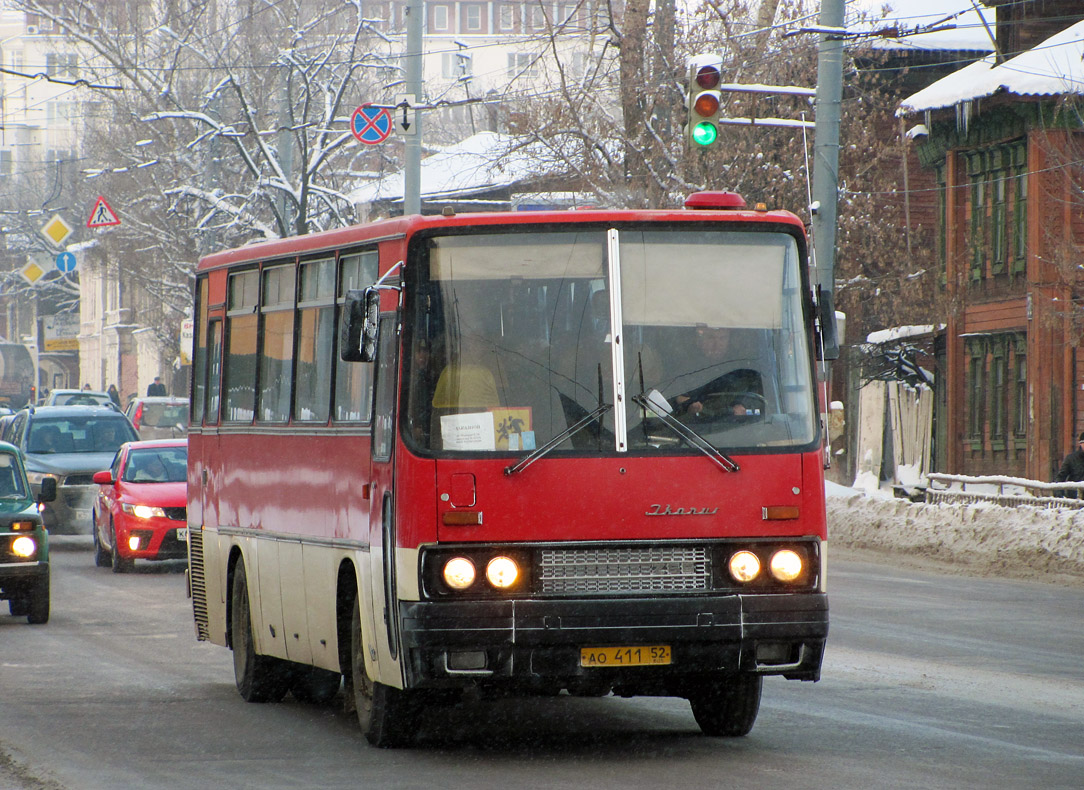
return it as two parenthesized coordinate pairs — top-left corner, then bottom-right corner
(189, 527), (210, 641)
(537, 546), (711, 594)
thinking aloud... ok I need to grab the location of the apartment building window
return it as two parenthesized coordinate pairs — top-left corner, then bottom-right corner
(45, 53), (78, 78)
(442, 52), (472, 79)
(46, 101), (78, 125)
(528, 5), (548, 29)
(560, 4), (579, 25)
(431, 4), (450, 31)
(508, 52), (538, 78)
(0, 151), (11, 176)
(498, 4), (515, 30)
(463, 3), (484, 32)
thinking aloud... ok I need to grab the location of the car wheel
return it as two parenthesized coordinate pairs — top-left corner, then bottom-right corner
(93, 516), (110, 568)
(688, 673), (762, 737)
(110, 520), (134, 574)
(9, 598), (28, 617)
(26, 571), (50, 625)
(230, 560), (290, 703)
(351, 596), (417, 747)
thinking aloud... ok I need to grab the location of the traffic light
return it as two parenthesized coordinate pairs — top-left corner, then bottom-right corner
(685, 55), (722, 147)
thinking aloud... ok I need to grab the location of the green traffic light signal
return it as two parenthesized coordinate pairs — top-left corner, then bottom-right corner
(691, 122), (718, 146)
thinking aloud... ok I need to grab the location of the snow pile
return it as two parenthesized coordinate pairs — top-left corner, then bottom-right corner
(826, 482), (1084, 579)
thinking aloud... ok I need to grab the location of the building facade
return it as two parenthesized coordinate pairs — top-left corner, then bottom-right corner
(903, 1), (1084, 480)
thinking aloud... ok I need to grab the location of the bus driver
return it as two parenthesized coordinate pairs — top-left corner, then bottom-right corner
(672, 326), (764, 418)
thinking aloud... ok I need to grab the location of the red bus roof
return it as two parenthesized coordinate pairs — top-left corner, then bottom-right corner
(196, 198), (806, 272)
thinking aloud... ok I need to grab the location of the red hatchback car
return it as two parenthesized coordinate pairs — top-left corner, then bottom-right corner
(92, 439), (188, 573)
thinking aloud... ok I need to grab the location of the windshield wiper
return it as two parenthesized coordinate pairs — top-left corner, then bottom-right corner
(632, 392), (740, 473)
(504, 403), (612, 476)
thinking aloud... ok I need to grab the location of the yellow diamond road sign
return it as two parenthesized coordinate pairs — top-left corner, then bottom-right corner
(41, 214), (74, 248)
(20, 260), (47, 285)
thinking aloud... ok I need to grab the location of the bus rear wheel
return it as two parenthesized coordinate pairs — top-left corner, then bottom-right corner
(688, 673), (762, 737)
(350, 597), (416, 748)
(230, 561), (290, 703)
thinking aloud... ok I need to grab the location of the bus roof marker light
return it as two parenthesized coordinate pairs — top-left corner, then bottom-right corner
(684, 191), (747, 210)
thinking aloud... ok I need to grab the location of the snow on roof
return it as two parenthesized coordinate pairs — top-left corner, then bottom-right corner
(865, 324), (943, 344)
(349, 132), (559, 204)
(849, 0), (995, 53)
(900, 19), (1084, 114)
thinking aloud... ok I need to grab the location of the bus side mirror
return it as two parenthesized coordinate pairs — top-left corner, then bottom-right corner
(340, 287), (381, 363)
(38, 476), (57, 503)
(815, 286), (840, 361)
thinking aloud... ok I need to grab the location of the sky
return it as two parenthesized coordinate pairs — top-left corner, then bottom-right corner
(845, 0), (996, 51)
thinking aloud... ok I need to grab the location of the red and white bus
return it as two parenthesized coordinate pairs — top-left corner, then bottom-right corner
(187, 191), (834, 747)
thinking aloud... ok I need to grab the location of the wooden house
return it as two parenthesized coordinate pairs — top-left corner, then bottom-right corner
(901, 1), (1084, 480)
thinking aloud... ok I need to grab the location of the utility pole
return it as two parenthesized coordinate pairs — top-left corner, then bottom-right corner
(811, 0), (844, 295)
(403, 0), (423, 215)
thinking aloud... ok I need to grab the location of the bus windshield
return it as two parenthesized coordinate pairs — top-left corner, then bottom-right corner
(403, 227), (817, 456)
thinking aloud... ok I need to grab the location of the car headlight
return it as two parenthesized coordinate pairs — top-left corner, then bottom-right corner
(11, 536), (37, 558)
(26, 471), (59, 486)
(122, 503), (166, 519)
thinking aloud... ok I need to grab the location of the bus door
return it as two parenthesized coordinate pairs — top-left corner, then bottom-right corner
(367, 313), (402, 682)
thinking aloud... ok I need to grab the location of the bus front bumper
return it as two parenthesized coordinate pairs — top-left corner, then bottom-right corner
(398, 593), (827, 691)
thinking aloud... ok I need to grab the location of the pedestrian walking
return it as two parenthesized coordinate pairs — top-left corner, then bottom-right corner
(1055, 432), (1084, 498)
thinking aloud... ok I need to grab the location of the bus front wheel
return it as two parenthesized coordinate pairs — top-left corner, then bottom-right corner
(350, 597), (416, 748)
(230, 561), (290, 703)
(688, 673), (762, 737)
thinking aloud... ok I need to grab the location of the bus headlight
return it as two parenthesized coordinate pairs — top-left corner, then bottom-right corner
(443, 557), (476, 590)
(485, 556), (519, 589)
(11, 536), (36, 558)
(769, 549), (803, 582)
(729, 550), (761, 583)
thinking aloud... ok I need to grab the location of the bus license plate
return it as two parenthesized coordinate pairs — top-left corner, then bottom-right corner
(580, 645), (671, 668)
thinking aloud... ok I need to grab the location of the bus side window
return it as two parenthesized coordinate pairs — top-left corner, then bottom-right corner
(334, 251), (378, 422)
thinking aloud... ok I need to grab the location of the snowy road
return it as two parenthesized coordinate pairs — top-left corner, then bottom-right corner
(0, 543), (1081, 789)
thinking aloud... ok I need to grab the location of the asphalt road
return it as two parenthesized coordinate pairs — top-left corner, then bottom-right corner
(1, 539), (1081, 789)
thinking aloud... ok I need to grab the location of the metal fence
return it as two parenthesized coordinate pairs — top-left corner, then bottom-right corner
(925, 473), (1084, 509)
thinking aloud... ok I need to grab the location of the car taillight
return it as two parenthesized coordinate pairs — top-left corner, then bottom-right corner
(132, 403), (143, 429)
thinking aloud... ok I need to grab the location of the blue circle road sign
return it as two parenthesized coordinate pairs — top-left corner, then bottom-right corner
(55, 251), (77, 273)
(352, 104), (392, 145)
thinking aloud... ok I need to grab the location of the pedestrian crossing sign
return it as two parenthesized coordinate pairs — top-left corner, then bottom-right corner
(87, 196), (120, 228)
